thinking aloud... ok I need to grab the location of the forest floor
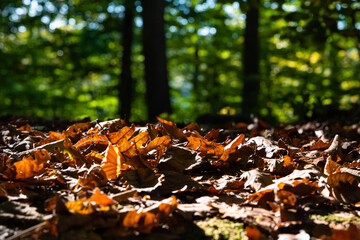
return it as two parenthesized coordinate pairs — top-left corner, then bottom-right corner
(1, 115), (360, 239)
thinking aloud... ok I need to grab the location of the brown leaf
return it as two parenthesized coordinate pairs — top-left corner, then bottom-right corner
(277, 190), (297, 207)
(73, 134), (109, 149)
(322, 224), (360, 240)
(78, 165), (108, 189)
(187, 136), (224, 158)
(65, 199), (95, 215)
(108, 125), (135, 145)
(240, 169), (273, 191)
(64, 138), (91, 167)
(88, 188), (117, 206)
(4, 149), (50, 180)
(123, 210), (157, 234)
(101, 143), (123, 180)
(248, 189), (275, 206)
(141, 135), (171, 161)
(157, 117), (187, 141)
(246, 226), (266, 240)
(324, 156), (341, 175)
(119, 131), (149, 158)
(327, 172), (360, 203)
(63, 122), (91, 141)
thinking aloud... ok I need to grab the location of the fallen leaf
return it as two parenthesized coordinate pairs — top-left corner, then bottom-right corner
(101, 143), (124, 180)
(89, 188), (117, 206)
(157, 117), (187, 141)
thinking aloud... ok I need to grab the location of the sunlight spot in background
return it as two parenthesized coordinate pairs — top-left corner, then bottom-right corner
(197, 27), (217, 36)
(135, 17), (143, 28)
(18, 26), (26, 33)
(310, 52), (321, 64)
(282, 4), (297, 12)
(41, 16), (50, 24)
(49, 18), (67, 31)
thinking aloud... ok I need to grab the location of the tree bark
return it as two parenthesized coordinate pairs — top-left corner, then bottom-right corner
(142, 0), (172, 121)
(119, 0), (134, 121)
(242, 1), (260, 114)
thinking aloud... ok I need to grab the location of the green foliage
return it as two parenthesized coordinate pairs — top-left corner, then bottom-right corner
(0, 0), (359, 122)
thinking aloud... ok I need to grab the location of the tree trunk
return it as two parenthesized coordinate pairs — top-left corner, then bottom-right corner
(119, 0), (134, 121)
(142, 0), (172, 121)
(242, 1), (260, 114)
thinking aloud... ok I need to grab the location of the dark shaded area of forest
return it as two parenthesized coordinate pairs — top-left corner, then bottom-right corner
(0, 0), (359, 124)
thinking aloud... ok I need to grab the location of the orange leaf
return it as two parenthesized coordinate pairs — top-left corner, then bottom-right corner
(248, 189), (274, 206)
(4, 149), (50, 180)
(157, 117), (187, 141)
(324, 224), (360, 240)
(141, 135), (171, 160)
(220, 134), (245, 161)
(123, 210), (157, 234)
(246, 226), (265, 240)
(74, 134), (109, 149)
(277, 190), (297, 207)
(324, 156), (341, 175)
(119, 131), (149, 158)
(89, 188), (117, 206)
(187, 136), (223, 157)
(101, 143), (123, 180)
(282, 155), (295, 169)
(158, 195), (178, 217)
(65, 199), (94, 215)
(63, 122), (91, 141)
(108, 126), (135, 145)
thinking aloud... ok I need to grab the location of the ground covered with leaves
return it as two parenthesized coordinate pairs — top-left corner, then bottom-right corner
(1, 116), (360, 239)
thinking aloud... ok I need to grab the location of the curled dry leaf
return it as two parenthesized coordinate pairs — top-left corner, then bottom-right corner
(73, 134), (109, 150)
(157, 117), (187, 141)
(327, 172), (360, 203)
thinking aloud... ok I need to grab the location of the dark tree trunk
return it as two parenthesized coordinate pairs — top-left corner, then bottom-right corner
(142, 0), (172, 121)
(242, 1), (260, 114)
(119, 0), (134, 121)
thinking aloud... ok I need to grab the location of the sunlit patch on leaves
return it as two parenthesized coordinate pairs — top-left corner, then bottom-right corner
(73, 134), (109, 150)
(108, 125), (135, 145)
(4, 149), (50, 180)
(123, 210), (157, 234)
(101, 143), (123, 180)
(65, 199), (95, 215)
(157, 117), (187, 141)
(89, 188), (117, 206)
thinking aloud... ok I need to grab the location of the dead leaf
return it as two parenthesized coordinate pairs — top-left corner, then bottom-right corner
(88, 188), (117, 206)
(327, 172), (360, 203)
(157, 117), (187, 141)
(101, 143), (123, 180)
(240, 169), (273, 191)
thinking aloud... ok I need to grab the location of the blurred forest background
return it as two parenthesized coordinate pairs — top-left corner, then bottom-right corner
(0, 0), (359, 123)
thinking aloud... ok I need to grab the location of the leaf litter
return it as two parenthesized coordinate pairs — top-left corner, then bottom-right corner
(0, 117), (360, 239)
